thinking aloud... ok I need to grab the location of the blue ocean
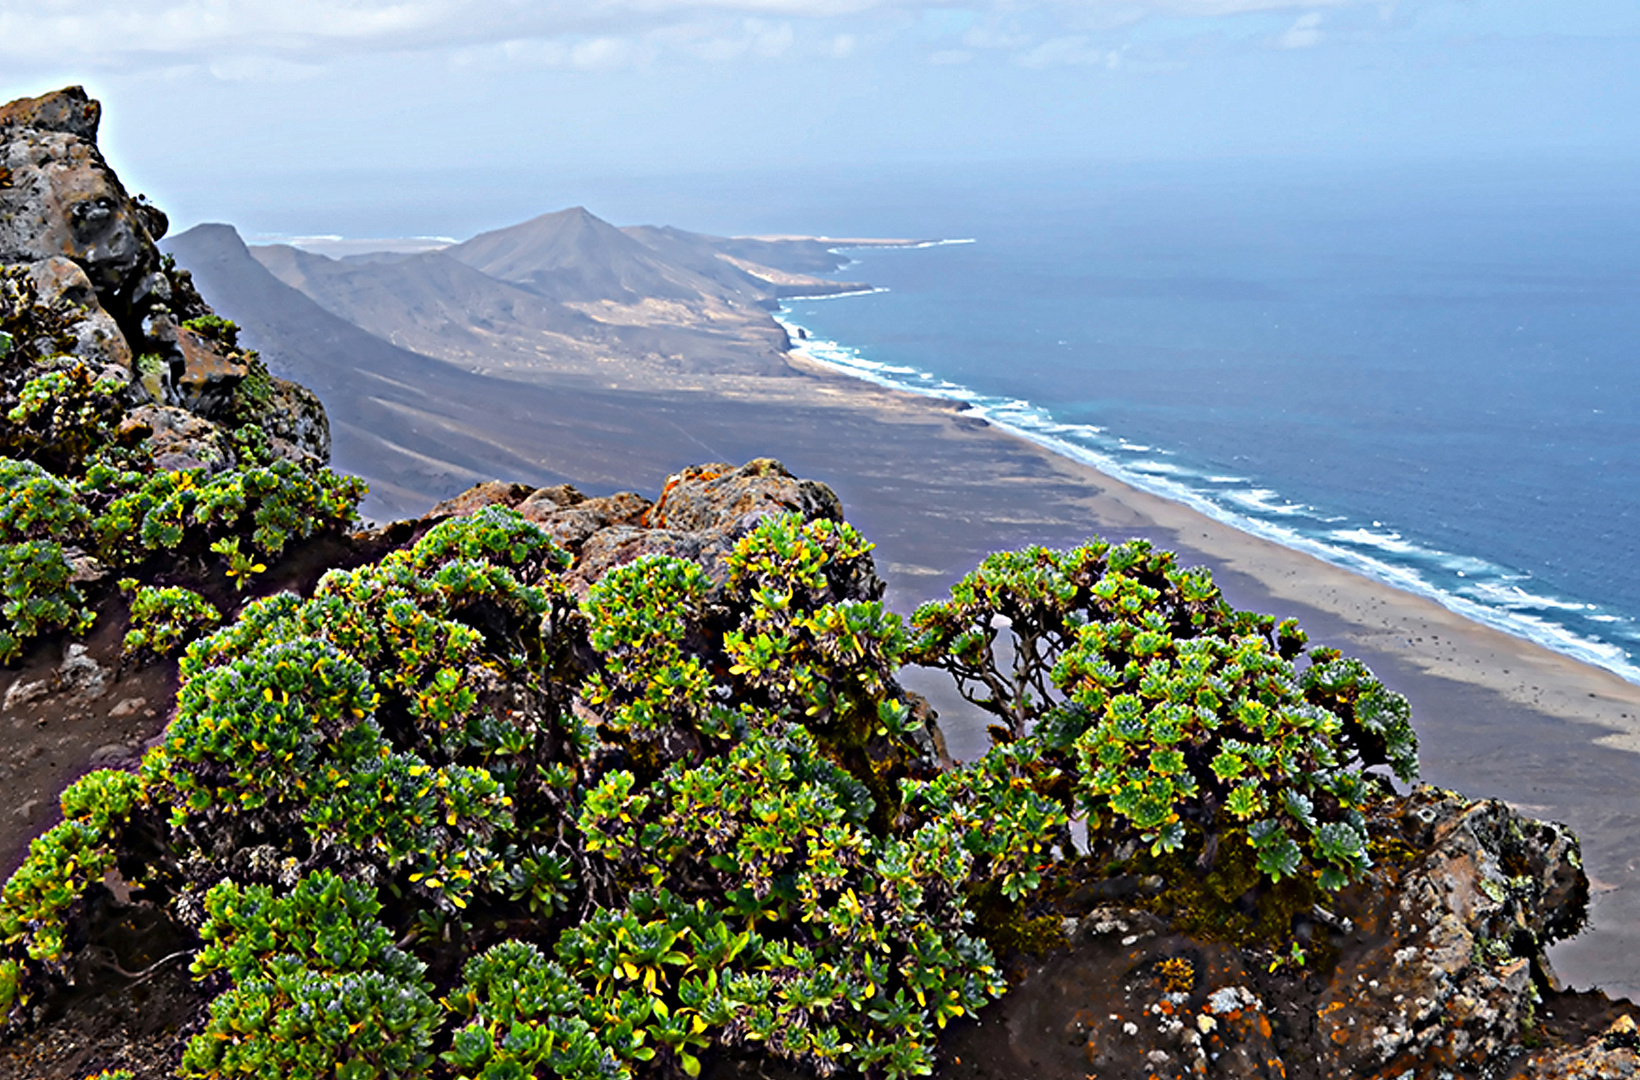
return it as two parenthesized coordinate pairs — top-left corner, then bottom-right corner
(749, 160), (1640, 685)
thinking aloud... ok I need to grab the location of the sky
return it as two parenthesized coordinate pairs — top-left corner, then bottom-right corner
(2, 1), (1638, 237)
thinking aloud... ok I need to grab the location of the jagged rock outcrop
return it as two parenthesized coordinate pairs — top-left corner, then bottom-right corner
(0, 87), (156, 332)
(1, 86), (327, 467)
(1312, 792), (1586, 1075)
(23, 257), (130, 373)
(942, 788), (1634, 1080)
(425, 458), (875, 599)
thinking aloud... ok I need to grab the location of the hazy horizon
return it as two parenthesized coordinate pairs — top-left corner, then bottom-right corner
(3, 0), (1638, 240)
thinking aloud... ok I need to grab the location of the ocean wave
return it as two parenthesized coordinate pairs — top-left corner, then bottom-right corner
(1458, 580), (1604, 614)
(781, 286), (890, 302)
(1224, 489), (1314, 517)
(775, 305), (1640, 687)
(1329, 527), (1426, 556)
(829, 238), (977, 253)
(1128, 460), (1192, 476)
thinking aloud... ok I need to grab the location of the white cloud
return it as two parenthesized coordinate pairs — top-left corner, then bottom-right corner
(0, 0), (1386, 77)
(1017, 34), (1125, 68)
(749, 21), (797, 57)
(205, 55), (327, 82)
(927, 48), (973, 64)
(961, 22), (1032, 51)
(1277, 11), (1324, 47)
(569, 36), (641, 68)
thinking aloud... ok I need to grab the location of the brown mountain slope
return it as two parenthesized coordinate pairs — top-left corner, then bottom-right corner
(164, 224), (671, 516)
(166, 224), (900, 521)
(251, 208), (853, 381)
(250, 243), (621, 374)
(447, 205), (719, 303)
(620, 224), (879, 299)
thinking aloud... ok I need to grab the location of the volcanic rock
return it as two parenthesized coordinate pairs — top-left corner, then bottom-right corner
(172, 323), (248, 417)
(119, 404), (236, 473)
(23, 255), (131, 373)
(0, 88), (158, 327)
(942, 788), (1619, 1080)
(429, 459), (864, 599)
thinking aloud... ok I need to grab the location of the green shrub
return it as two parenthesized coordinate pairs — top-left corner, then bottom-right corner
(4, 365), (127, 472)
(577, 584), (1002, 1079)
(582, 555), (727, 746)
(181, 872), (438, 1080)
(443, 940), (627, 1080)
(0, 770), (141, 1022)
(718, 516), (923, 826)
(0, 457), (96, 661)
(182, 314), (240, 349)
(911, 539), (1416, 890)
(901, 740), (1070, 901)
(0, 538), (95, 662)
(120, 580), (220, 659)
(0, 458), (89, 543)
(84, 459), (365, 570)
(209, 536), (266, 591)
(0, 498), (1420, 1079)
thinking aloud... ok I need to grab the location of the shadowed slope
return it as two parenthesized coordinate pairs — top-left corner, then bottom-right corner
(164, 224), (694, 517)
(448, 205), (714, 303)
(250, 243), (620, 373)
(253, 211), (806, 380)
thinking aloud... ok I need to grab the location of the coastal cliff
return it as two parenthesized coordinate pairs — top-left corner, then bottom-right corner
(0, 88), (1635, 1080)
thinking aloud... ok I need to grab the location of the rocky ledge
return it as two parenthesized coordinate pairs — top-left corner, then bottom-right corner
(1, 86), (327, 469)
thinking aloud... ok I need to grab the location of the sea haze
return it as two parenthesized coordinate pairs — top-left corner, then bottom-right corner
(767, 159), (1640, 685)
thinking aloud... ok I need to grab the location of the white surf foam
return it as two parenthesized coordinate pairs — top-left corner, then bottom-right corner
(775, 300), (1640, 687)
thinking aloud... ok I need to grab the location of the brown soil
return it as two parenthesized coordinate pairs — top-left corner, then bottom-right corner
(0, 527), (402, 880)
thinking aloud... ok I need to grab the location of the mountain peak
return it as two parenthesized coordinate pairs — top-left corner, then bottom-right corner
(446, 204), (688, 302)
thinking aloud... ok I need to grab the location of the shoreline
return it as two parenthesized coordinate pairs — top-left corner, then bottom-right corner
(773, 307), (1640, 691)
(777, 342), (1640, 753)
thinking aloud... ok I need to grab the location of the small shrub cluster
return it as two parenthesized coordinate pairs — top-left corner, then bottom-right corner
(0, 269), (78, 376)
(5, 364), (128, 472)
(0, 276), (365, 662)
(84, 457), (366, 570)
(0, 458), (95, 661)
(910, 541), (1418, 893)
(0, 769), (142, 1019)
(181, 872), (440, 1079)
(120, 581), (221, 660)
(0, 450), (362, 660)
(181, 315), (240, 350)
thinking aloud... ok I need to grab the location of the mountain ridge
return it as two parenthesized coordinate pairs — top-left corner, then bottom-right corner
(238, 205), (879, 386)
